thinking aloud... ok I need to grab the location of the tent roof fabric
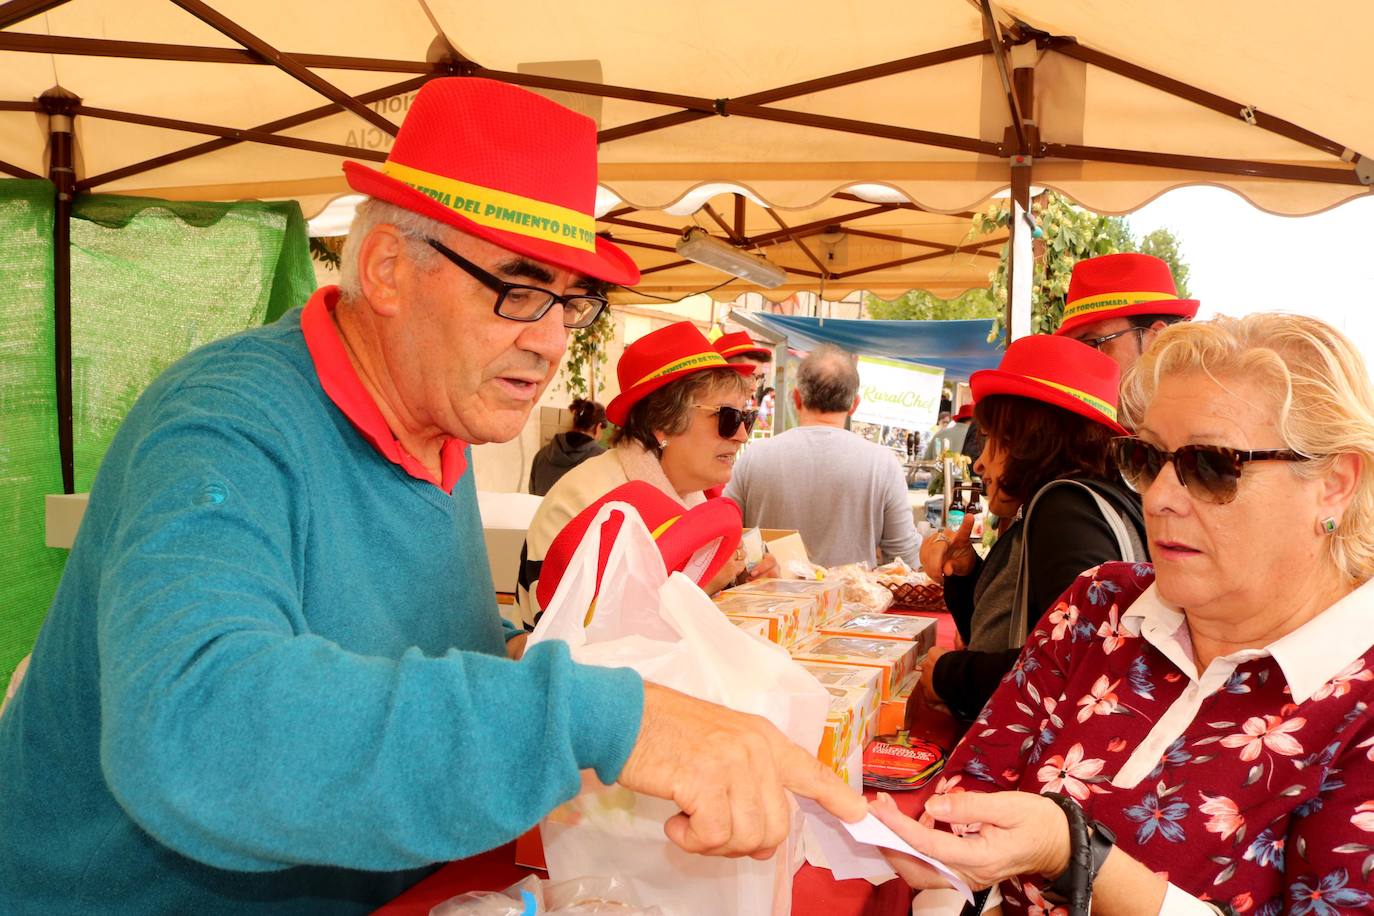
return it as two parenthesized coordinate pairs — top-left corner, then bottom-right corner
(2, 0), (1370, 298)
(749, 313), (1002, 382)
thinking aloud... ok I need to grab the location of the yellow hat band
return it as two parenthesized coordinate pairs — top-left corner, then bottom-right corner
(1026, 376), (1118, 421)
(381, 161), (597, 252)
(632, 351), (730, 388)
(1062, 289), (1176, 322)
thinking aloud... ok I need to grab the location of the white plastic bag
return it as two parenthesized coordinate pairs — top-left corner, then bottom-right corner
(528, 501), (830, 916)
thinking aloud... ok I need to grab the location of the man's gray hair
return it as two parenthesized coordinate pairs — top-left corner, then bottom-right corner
(798, 343), (860, 413)
(337, 198), (447, 299)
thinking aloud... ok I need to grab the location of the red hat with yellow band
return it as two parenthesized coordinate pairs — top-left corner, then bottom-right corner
(713, 331), (772, 362)
(536, 481), (743, 613)
(970, 335), (1128, 435)
(606, 322), (754, 426)
(342, 77), (639, 286)
(1055, 253), (1198, 338)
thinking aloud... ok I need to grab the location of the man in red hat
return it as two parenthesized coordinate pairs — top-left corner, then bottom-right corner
(0, 78), (863, 914)
(714, 330), (773, 387)
(1055, 252), (1199, 376)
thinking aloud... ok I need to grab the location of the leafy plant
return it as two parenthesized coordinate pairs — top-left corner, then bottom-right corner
(866, 191), (1190, 336)
(308, 236), (343, 269)
(562, 313), (615, 400)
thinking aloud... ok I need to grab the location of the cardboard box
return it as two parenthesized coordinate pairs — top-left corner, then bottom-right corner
(790, 635), (919, 700)
(760, 528), (812, 570)
(878, 669), (921, 736)
(821, 613), (937, 655)
(731, 577), (843, 626)
(799, 661), (881, 748)
(729, 616), (772, 642)
(713, 590), (818, 648)
(44, 492), (90, 549)
(477, 490), (543, 593)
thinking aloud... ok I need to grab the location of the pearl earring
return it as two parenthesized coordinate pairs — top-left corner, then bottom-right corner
(1319, 516), (1338, 535)
(658, 439), (669, 449)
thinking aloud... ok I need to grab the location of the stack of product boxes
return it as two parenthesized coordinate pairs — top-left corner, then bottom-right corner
(713, 579), (937, 787)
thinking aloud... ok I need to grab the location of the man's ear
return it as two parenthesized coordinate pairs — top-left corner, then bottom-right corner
(792, 389), (802, 410)
(849, 395), (861, 416)
(356, 224), (409, 318)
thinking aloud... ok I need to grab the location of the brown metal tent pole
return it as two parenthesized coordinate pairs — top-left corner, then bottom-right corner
(39, 88), (78, 494)
(0, 0), (69, 30)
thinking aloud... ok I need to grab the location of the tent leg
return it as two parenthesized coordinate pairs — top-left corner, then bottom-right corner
(41, 89), (79, 495)
(1007, 154), (1034, 343)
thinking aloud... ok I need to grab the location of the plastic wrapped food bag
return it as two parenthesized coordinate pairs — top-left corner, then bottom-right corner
(528, 501), (830, 916)
(431, 875), (664, 915)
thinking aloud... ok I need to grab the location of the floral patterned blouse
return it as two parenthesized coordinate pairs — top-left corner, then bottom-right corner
(933, 562), (1374, 915)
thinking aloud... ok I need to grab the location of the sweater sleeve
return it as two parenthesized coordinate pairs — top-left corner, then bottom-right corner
(877, 452), (921, 567)
(96, 388), (644, 874)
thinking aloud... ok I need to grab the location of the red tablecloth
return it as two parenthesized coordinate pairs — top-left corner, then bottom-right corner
(375, 611), (957, 916)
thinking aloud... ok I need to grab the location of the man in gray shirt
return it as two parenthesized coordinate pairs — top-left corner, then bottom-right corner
(724, 344), (922, 569)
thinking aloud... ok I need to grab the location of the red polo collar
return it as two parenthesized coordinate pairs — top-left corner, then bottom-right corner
(301, 286), (467, 493)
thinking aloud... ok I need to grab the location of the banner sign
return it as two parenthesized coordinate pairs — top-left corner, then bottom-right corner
(852, 356), (944, 431)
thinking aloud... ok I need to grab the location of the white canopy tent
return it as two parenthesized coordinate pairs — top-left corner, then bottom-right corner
(3, 0), (1370, 485)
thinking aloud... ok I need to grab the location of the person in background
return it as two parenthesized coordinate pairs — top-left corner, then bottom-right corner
(919, 335), (1146, 725)
(529, 397), (605, 496)
(928, 401), (976, 495)
(714, 330), (773, 392)
(878, 313), (1374, 916)
(1055, 252), (1199, 376)
(0, 79), (864, 916)
(725, 344), (921, 569)
(758, 386), (776, 433)
(518, 322), (773, 628)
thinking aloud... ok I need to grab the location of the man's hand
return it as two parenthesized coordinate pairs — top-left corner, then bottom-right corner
(505, 633), (528, 660)
(870, 790), (1069, 891)
(918, 512), (977, 584)
(702, 554), (746, 595)
(618, 683), (867, 859)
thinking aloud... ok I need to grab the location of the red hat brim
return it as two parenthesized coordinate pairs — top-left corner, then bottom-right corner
(970, 369), (1128, 435)
(343, 160), (641, 287)
(1055, 297), (1199, 338)
(606, 361), (755, 427)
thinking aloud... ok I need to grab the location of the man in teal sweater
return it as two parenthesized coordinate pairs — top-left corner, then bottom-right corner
(0, 79), (863, 914)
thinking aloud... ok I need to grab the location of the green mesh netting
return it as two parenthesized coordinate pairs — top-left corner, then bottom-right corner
(0, 181), (316, 691)
(0, 181), (64, 695)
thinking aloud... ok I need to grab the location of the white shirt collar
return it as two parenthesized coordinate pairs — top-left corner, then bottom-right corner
(1121, 576), (1374, 703)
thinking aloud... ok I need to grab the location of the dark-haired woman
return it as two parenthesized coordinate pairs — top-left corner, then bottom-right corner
(918, 335), (1146, 723)
(517, 322), (763, 628)
(528, 398), (607, 496)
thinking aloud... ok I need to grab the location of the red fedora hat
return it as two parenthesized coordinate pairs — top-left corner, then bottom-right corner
(343, 77), (639, 286)
(714, 331), (772, 362)
(606, 322), (754, 426)
(952, 402), (974, 422)
(970, 335), (1127, 435)
(1055, 253), (1199, 337)
(536, 481), (743, 611)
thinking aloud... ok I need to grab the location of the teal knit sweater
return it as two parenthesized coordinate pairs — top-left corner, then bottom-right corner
(0, 309), (644, 914)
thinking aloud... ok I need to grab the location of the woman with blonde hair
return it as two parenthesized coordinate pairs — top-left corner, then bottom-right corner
(878, 313), (1374, 915)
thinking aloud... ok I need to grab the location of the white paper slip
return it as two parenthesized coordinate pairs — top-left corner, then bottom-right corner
(796, 798), (974, 904)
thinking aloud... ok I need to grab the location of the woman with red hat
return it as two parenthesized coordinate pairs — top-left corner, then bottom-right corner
(916, 335), (1147, 726)
(517, 321), (767, 627)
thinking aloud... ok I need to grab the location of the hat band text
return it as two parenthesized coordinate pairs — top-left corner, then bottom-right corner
(632, 351), (730, 388)
(382, 161), (597, 252)
(1062, 289), (1176, 321)
(1026, 375), (1118, 422)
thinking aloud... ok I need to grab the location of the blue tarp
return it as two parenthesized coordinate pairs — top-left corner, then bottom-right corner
(750, 314), (1003, 381)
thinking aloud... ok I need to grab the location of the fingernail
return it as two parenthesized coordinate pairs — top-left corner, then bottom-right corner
(926, 796), (949, 815)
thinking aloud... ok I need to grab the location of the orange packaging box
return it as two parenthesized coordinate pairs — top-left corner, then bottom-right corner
(731, 577), (843, 629)
(790, 635), (919, 700)
(878, 669), (922, 736)
(797, 662), (881, 746)
(821, 612), (937, 655)
(729, 616), (772, 642)
(713, 590), (817, 647)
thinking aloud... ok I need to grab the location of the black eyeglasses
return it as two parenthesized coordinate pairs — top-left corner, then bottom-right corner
(425, 238), (608, 329)
(1074, 326), (1147, 351)
(1111, 436), (1310, 505)
(693, 404), (759, 439)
